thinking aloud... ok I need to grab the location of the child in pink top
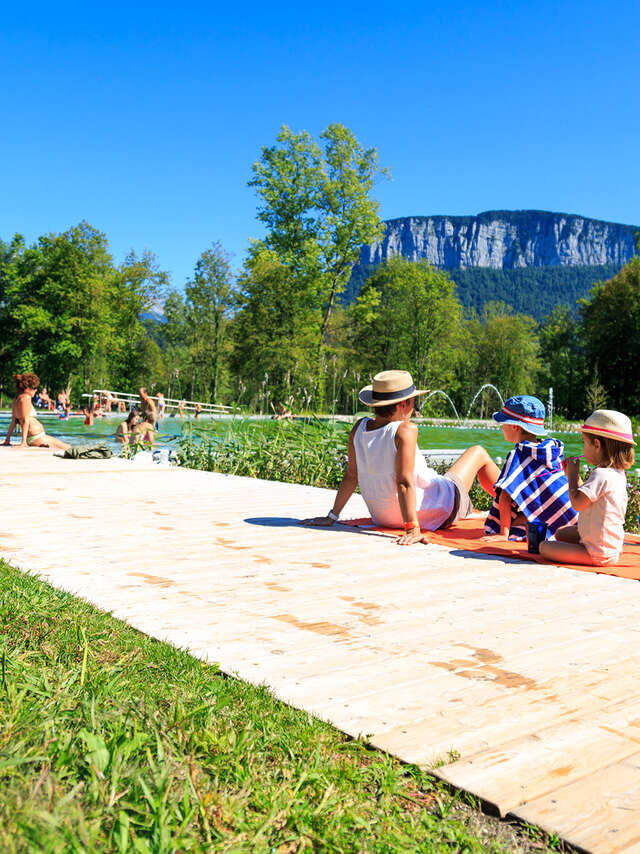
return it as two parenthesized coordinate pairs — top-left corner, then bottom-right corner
(540, 410), (636, 566)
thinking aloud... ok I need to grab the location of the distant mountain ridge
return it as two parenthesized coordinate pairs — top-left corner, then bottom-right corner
(358, 210), (638, 270)
(346, 210), (638, 320)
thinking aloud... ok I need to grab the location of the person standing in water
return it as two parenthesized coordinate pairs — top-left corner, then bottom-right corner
(139, 387), (157, 428)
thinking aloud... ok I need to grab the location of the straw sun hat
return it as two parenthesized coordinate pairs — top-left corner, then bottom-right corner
(358, 370), (427, 407)
(581, 410), (636, 446)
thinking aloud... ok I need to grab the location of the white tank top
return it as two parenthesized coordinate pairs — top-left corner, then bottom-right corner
(353, 418), (455, 530)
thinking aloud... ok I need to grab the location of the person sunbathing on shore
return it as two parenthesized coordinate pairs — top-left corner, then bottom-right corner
(302, 370), (499, 546)
(3, 374), (70, 450)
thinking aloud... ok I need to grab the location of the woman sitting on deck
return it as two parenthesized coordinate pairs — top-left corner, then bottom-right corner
(303, 371), (500, 546)
(2, 374), (70, 450)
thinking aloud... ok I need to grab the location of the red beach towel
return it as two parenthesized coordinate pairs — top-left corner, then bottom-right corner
(342, 516), (640, 581)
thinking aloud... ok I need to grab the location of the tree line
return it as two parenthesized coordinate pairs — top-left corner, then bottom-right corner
(1, 123), (638, 419)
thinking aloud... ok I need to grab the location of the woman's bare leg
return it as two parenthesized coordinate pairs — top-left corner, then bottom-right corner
(446, 445), (500, 496)
(31, 435), (70, 450)
(539, 538), (596, 565)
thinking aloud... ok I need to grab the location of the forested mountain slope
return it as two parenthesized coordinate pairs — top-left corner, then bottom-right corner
(347, 210), (638, 319)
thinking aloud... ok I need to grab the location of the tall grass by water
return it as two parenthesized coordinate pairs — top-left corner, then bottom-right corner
(178, 418), (640, 532)
(179, 418), (350, 489)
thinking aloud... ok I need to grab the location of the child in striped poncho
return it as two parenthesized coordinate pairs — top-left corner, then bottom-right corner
(484, 395), (578, 541)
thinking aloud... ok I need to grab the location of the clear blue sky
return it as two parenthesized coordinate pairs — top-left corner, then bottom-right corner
(2, 0), (638, 288)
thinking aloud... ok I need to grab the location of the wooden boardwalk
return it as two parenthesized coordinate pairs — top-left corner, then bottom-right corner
(2, 447), (640, 853)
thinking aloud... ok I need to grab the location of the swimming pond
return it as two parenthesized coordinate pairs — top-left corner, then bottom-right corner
(0, 412), (586, 458)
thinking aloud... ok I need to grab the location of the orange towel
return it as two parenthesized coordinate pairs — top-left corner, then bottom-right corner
(342, 516), (640, 581)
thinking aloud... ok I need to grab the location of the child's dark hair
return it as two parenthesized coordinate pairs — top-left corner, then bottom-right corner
(589, 434), (635, 470)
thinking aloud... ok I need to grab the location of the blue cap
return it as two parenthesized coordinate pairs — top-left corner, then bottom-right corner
(493, 395), (547, 436)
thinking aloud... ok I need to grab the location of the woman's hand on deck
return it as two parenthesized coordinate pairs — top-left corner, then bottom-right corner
(301, 516), (335, 527)
(395, 527), (428, 546)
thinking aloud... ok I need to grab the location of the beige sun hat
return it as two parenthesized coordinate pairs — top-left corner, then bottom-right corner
(581, 410), (636, 446)
(358, 370), (427, 407)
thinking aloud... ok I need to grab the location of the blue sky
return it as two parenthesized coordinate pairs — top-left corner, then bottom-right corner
(2, 0), (638, 287)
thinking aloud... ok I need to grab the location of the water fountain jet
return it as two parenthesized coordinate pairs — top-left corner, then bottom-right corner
(465, 384), (504, 421)
(421, 390), (461, 423)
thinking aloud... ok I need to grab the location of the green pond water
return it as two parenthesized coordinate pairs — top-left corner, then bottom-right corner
(0, 412), (586, 458)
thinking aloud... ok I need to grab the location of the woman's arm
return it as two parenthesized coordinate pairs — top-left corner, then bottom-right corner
(302, 422), (360, 525)
(395, 421), (424, 545)
(3, 414), (17, 445)
(16, 398), (31, 446)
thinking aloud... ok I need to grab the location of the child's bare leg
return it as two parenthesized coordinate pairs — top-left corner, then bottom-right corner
(539, 538), (595, 565)
(446, 445), (500, 497)
(554, 525), (580, 544)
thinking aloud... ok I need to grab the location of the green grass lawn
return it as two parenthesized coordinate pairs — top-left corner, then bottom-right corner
(0, 560), (557, 853)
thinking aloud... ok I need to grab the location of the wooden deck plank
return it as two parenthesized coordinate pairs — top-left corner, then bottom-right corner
(436, 696), (640, 816)
(511, 752), (640, 853)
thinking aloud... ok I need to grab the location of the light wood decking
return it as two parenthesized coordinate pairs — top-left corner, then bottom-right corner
(2, 447), (640, 853)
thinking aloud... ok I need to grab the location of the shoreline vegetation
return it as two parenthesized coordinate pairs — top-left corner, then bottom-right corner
(176, 419), (640, 534)
(0, 561), (560, 853)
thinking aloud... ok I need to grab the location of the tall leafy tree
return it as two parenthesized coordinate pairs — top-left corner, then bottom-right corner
(350, 258), (464, 395)
(0, 222), (114, 394)
(232, 247), (320, 408)
(460, 302), (541, 412)
(184, 242), (236, 402)
(249, 123), (388, 356)
(580, 257), (640, 412)
(110, 250), (169, 389)
(537, 304), (585, 419)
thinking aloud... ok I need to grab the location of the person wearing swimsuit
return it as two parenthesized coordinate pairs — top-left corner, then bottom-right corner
(2, 374), (70, 450)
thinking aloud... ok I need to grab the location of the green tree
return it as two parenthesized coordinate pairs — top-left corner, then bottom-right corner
(350, 259), (464, 398)
(460, 302), (541, 411)
(249, 123), (388, 378)
(537, 304), (585, 419)
(580, 257), (640, 412)
(109, 250), (169, 390)
(0, 223), (115, 395)
(232, 247), (320, 409)
(184, 243), (236, 402)
(0, 224), (170, 402)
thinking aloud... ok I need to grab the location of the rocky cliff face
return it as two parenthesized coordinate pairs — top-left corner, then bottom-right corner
(358, 210), (638, 269)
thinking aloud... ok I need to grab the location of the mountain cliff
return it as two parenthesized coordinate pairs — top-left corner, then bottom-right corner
(347, 210), (638, 319)
(358, 210), (638, 270)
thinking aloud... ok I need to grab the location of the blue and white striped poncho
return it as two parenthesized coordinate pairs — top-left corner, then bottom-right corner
(484, 438), (578, 540)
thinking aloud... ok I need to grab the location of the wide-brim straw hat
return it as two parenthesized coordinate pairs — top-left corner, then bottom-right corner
(581, 410), (636, 445)
(358, 370), (427, 407)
